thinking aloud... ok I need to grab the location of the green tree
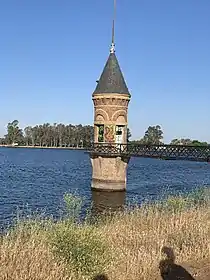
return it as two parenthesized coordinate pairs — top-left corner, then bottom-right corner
(24, 126), (33, 146)
(170, 138), (209, 146)
(0, 137), (6, 145)
(170, 138), (192, 145)
(5, 120), (24, 145)
(141, 125), (163, 145)
(170, 138), (180, 145)
(191, 140), (208, 146)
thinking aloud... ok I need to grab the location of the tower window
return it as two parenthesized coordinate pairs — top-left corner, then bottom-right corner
(116, 125), (123, 135)
(97, 125), (104, 142)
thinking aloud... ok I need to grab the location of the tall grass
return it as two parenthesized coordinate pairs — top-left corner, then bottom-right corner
(0, 188), (210, 280)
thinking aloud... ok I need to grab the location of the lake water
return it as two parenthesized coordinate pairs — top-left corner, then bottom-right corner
(0, 147), (210, 229)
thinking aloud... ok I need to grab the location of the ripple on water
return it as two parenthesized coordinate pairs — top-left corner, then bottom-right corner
(0, 147), (210, 228)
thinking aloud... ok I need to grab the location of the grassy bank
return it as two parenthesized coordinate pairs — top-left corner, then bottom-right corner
(0, 190), (210, 280)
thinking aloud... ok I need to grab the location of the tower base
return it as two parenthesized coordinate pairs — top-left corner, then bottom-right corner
(90, 154), (130, 191)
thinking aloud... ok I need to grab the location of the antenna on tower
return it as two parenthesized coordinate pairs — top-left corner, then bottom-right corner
(110, 0), (116, 53)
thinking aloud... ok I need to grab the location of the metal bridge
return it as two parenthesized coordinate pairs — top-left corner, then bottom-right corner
(87, 143), (210, 162)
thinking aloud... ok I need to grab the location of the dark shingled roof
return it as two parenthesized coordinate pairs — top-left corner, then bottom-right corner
(93, 52), (130, 95)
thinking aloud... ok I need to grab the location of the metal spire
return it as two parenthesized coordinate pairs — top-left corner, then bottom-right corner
(110, 0), (116, 53)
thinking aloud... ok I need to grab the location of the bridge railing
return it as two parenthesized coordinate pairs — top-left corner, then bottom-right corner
(86, 142), (210, 162)
(87, 142), (127, 155)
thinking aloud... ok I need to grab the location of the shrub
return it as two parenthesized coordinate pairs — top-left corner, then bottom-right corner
(63, 192), (83, 223)
(48, 192), (111, 278)
(50, 222), (111, 278)
(151, 187), (210, 213)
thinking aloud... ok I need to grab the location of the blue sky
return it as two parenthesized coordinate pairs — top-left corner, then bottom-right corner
(0, 0), (209, 143)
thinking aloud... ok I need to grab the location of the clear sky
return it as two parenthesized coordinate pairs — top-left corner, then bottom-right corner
(0, 0), (209, 143)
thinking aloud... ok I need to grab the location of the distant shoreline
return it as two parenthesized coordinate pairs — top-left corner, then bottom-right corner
(0, 145), (86, 150)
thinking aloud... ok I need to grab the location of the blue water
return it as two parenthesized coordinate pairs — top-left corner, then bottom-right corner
(0, 147), (210, 228)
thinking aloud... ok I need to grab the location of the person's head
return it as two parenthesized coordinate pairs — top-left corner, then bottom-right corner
(92, 274), (109, 280)
(161, 246), (175, 263)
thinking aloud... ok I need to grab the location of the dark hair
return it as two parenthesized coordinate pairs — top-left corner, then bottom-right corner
(92, 274), (109, 280)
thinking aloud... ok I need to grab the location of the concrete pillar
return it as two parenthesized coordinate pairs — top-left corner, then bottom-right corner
(90, 155), (130, 191)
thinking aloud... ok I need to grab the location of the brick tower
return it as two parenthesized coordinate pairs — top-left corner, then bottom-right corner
(90, 0), (131, 191)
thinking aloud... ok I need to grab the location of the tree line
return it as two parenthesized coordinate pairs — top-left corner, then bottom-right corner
(0, 120), (94, 147)
(0, 121), (208, 147)
(132, 125), (209, 146)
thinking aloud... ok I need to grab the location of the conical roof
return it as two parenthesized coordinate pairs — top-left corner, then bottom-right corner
(93, 52), (130, 95)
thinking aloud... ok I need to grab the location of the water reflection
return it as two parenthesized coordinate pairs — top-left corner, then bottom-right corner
(91, 189), (126, 218)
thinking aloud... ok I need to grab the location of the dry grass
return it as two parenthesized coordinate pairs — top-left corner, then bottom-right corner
(0, 221), (71, 280)
(101, 206), (210, 280)
(0, 192), (210, 280)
